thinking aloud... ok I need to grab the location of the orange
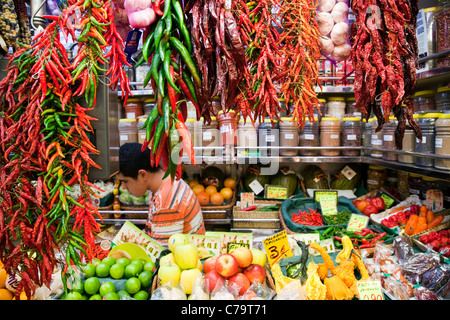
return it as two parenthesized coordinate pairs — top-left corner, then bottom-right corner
(192, 184), (205, 195)
(220, 187), (233, 201)
(0, 269), (6, 289)
(224, 177), (237, 190)
(205, 185), (217, 196)
(210, 192), (224, 206)
(197, 192), (210, 206)
(0, 288), (13, 300)
(188, 179), (200, 189)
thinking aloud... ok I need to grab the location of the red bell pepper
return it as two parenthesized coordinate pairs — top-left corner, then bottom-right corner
(370, 196), (385, 211)
(363, 204), (378, 217)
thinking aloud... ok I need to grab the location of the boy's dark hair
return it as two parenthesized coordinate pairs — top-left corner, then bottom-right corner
(119, 143), (161, 179)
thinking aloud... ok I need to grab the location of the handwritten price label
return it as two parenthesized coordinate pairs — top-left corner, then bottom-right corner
(263, 230), (293, 267)
(346, 214), (369, 233)
(265, 185), (288, 200)
(357, 280), (384, 300)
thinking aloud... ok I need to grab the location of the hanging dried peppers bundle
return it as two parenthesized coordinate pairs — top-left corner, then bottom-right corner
(138, 0), (198, 181)
(233, 0), (284, 124)
(273, 0), (322, 126)
(349, 0), (422, 148)
(0, 0), (131, 299)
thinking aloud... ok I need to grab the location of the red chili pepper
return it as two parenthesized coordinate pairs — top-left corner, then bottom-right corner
(175, 117), (196, 165)
(154, 0), (164, 15)
(168, 65), (177, 114)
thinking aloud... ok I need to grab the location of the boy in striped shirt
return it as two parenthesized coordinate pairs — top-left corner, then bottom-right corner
(117, 143), (205, 248)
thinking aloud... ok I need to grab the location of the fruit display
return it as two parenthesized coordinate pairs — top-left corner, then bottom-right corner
(155, 233), (270, 300)
(188, 170), (237, 207)
(352, 195), (387, 217)
(59, 256), (156, 300)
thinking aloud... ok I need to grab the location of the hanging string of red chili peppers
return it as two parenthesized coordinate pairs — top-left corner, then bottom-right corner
(0, 0), (131, 299)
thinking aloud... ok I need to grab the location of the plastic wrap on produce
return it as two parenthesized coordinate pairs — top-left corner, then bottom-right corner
(421, 264), (450, 295)
(401, 252), (441, 284)
(393, 235), (414, 263)
(315, 0), (351, 62)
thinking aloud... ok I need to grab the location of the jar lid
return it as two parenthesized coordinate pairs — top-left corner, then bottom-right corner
(413, 90), (436, 97)
(439, 113), (450, 119)
(409, 173), (422, 178)
(437, 86), (450, 93)
(143, 98), (156, 102)
(368, 165), (385, 170)
(138, 116), (148, 122)
(342, 117), (360, 121)
(185, 118), (196, 122)
(318, 99), (327, 103)
(119, 118), (137, 122)
(126, 98), (141, 102)
(280, 117), (294, 122)
(423, 112), (443, 118)
(346, 97), (356, 102)
(261, 118), (278, 123)
(328, 97), (345, 101)
(424, 6), (436, 12)
(321, 116), (339, 121)
(218, 110), (236, 114)
(422, 176), (440, 182)
(368, 117), (377, 122)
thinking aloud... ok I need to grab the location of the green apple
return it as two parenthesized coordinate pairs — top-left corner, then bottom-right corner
(174, 243), (199, 270)
(158, 262), (181, 287)
(180, 268), (202, 295)
(168, 233), (189, 253)
(250, 248), (267, 267)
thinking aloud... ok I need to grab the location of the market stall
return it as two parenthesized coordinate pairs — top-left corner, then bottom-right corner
(0, 0), (449, 302)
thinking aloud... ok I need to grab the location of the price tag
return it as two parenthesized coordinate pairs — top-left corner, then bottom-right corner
(314, 190), (338, 203)
(356, 280), (384, 300)
(380, 194), (395, 209)
(263, 230), (293, 267)
(227, 242), (250, 254)
(264, 185), (288, 200)
(346, 214), (369, 233)
(240, 192), (255, 209)
(248, 179), (264, 195)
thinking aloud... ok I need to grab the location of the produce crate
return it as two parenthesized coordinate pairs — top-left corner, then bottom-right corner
(280, 196), (360, 234)
(411, 221), (450, 252)
(232, 200), (281, 229)
(150, 261), (276, 298)
(200, 185), (239, 212)
(369, 195), (422, 230)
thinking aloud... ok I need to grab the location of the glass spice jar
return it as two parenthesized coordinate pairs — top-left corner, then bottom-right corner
(143, 97), (156, 115)
(217, 110), (239, 146)
(408, 173), (423, 197)
(436, 0), (450, 67)
(123, 98), (144, 119)
(340, 116), (361, 156)
(382, 116), (399, 161)
(326, 97), (346, 120)
(412, 90), (436, 114)
(118, 118), (138, 146)
(370, 117), (383, 158)
(137, 116), (148, 144)
(415, 112), (442, 167)
(238, 118), (258, 157)
(279, 117), (299, 156)
(201, 116), (220, 157)
(258, 118), (279, 156)
(436, 86), (450, 113)
(361, 119), (372, 156)
(367, 165), (387, 192)
(299, 118), (319, 156)
(434, 113), (450, 170)
(320, 117), (341, 156)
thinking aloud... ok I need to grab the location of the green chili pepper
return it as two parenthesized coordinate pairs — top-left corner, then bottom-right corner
(142, 31), (155, 63)
(162, 96), (170, 136)
(171, 1), (192, 53)
(157, 66), (165, 97)
(159, 34), (169, 62)
(152, 118), (165, 154)
(182, 69), (198, 103)
(153, 19), (166, 56)
(164, 49), (180, 93)
(161, 0), (171, 19)
(150, 50), (162, 88)
(169, 36), (201, 86)
(165, 13), (172, 36)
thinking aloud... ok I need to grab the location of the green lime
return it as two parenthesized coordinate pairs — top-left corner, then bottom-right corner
(89, 294), (102, 300)
(95, 262), (110, 278)
(99, 281), (116, 297)
(102, 256), (116, 267)
(110, 263), (125, 279)
(143, 261), (156, 273)
(71, 278), (84, 294)
(133, 290), (149, 300)
(66, 291), (83, 300)
(130, 259), (144, 274)
(124, 263), (139, 279)
(81, 295), (88, 300)
(117, 290), (131, 300)
(82, 264), (96, 278)
(138, 270), (153, 288)
(103, 292), (120, 300)
(125, 277), (141, 294)
(84, 277), (101, 295)
(116, 257), (131, 268)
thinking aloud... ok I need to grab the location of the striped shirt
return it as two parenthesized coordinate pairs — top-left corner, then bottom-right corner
(145, 177), (205, 247)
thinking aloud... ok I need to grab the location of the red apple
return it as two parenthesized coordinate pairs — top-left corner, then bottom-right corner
(203, 256), (218, 274)
(227, 272), (251, 296)
(215, 254), (238, 278)
(243, 264), (266, 284)
(203, 270), (225, 293)
(230, 247), (253, 268)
